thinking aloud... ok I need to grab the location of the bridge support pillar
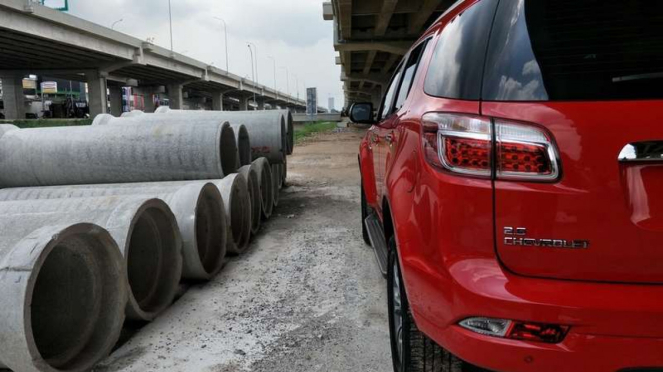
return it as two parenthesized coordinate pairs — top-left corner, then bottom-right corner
(0, 73), (26, 120)
(109, 85), (123, 116)
(239, 96), (249, 111)
(211, 91), (224, 111)
(167, 83), (184, 110)
(257, 99), (265, 110)
(86, 70), (108, 119)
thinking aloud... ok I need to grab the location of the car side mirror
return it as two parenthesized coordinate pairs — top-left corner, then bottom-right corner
(349, 102), (375, 124)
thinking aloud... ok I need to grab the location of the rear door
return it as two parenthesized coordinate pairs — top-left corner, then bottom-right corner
(483, 0), (663, 283)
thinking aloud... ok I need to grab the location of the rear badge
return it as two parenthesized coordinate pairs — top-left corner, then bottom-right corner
(503, 227), (589, 249)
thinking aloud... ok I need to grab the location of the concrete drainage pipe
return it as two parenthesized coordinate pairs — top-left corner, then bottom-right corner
(0, 222), (126, 372)
(155, 107), (287, 164)
(214, 174), (251, 255)
(232, 124), (252, 167)
(238, 164), (262, 235)
(0, 196), (182, 321)
(271, 163), (281, 207)
(0, 182), (227, 281)
(279, 109), (294, 155)
(251, 158), (273, 219)
(0, 120), (237, 188)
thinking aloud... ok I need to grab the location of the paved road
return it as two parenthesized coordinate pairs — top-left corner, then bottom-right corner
(97, 128), (391, 372)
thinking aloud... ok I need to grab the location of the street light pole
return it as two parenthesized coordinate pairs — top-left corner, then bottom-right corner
(168, 0), (174, 52)
(247, 42), (258, 85)
(247, 44), (256, 109)
(267, 56), (276, 93)
(267, 56), (277, 110)
(111, 18), (123, 30)
(280, 66), (290, 100)
(293, 74), (299, 100)
(213, 17), (229, 73)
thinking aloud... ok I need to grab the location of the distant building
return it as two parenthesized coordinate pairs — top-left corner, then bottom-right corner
(328, 97), (335, 112)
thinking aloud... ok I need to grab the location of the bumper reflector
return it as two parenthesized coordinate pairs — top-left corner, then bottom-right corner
(459, 317), (570, 344)
(459, 317), (511, 337)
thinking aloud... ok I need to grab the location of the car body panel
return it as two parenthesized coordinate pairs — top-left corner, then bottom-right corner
(485, 100), (663, 284)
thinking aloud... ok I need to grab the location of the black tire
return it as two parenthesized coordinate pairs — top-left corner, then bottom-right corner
(388, 237), (471, 372)
(361, 183), (371, 245)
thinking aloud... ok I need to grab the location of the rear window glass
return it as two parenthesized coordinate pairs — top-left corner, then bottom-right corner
(482, 0), (663, 101)
(423, 0), (499, 100)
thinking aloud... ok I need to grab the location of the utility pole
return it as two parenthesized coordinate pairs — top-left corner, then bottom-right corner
(213, 17), (229, 73)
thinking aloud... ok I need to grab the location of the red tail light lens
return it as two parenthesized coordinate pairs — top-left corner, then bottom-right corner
(422, 113), (492, 177)
(460, 317), (569, 344)
(422, 113), (560, 181)
(495, 121), (559, 181)
(508, 322), (570, 344)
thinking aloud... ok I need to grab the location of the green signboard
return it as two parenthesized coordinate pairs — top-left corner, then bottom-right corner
(40, 0), (69, 11)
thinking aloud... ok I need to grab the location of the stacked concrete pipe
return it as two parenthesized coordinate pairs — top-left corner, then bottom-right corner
(237, 164), (261, 235)
(0, 181), (227, 281)
(95, 114), (253, 169)
(271, 163), (281, 207)
(213, 174), (251, 255)
(0, 121), (237, 188)
(154, 107), (287, 165)
(0, 221), (126, 372)
(0, 196), (182, 321)
(251, 157), (274, 219)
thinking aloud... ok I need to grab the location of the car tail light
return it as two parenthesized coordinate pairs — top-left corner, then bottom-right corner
(422, 113), (560, 181)
(459, 317), (569, 344)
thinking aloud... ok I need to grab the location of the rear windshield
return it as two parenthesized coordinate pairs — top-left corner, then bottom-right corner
(482, 0), (663, 101)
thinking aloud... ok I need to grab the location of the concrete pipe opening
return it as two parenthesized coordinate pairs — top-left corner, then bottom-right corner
(240, 166), (261, 235)
(253, 158), (273, 220)
(271, 164), (281, 207)
(220, 124), (239, 176)
(25, 225), (125, 372)
(279, 116), (287, 162)
(125, 203), (181, 320)
(229, 184), (250, 253)
(285, 111), (294, 155)
(216, 175), (251, 255)
(236, 125), (252, 166)
(194, 187), (227, 276)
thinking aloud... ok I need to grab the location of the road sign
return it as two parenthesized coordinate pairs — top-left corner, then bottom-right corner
(40, 0), (69, 11)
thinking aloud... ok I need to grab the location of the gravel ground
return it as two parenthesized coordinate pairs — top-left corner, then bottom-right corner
(96, 127), (391, 372)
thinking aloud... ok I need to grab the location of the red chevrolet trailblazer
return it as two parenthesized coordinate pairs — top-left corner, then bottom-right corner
(352, 0), (663, 371)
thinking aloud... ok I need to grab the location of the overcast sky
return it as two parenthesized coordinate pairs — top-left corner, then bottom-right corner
(64, 0), (342, 110)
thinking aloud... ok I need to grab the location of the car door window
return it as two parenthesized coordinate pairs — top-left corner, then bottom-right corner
(378, 65), (403, 122)
(393, 40), (430, 112)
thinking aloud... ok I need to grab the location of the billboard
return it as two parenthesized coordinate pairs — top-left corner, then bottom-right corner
(41, 81), (58, 94)
(306, 87), (317, 115)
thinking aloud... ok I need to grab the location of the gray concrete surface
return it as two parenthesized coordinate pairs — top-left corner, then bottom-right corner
(96, 128), (391, 372)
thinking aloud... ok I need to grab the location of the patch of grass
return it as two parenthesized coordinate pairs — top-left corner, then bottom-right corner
(0, 119), (93, 128)
(294, 121), (337, 144)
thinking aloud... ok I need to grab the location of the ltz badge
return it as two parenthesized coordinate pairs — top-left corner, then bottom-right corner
(503, 227), (590, 249)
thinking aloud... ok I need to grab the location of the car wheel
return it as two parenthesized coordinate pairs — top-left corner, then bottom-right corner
(361, 182), (371, 245)
(388, 237), (471, 372)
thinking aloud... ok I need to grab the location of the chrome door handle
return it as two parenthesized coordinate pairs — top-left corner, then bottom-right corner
(619, 142), (663, 162)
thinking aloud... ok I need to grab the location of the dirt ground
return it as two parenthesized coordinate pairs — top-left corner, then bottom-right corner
(96, 127), (392, 372)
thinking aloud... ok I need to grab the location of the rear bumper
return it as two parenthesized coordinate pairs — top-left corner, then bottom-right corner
(409, 258), (663, 372)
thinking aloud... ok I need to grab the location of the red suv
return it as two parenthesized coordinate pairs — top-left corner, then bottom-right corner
(353, 0), (663, 371)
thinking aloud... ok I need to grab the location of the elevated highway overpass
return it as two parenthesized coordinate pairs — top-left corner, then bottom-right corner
(0, 0), (315, 119)
(323, 0), (456, 108)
